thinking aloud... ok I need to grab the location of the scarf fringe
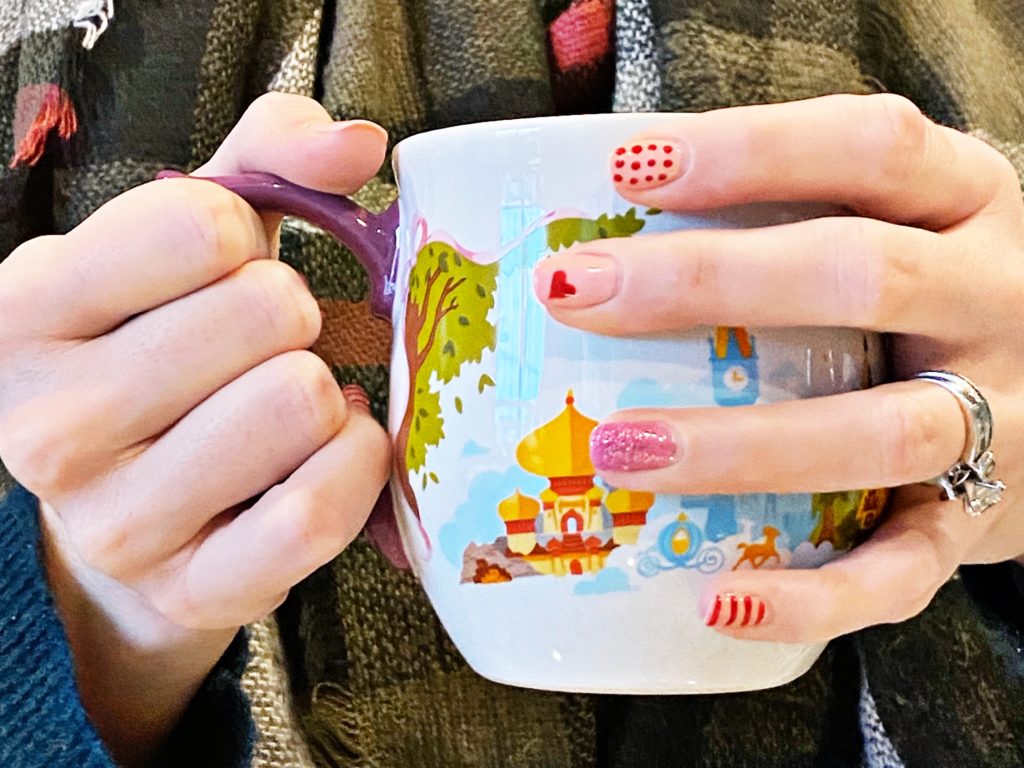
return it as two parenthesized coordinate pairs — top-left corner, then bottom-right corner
(9, 84), (79, 169)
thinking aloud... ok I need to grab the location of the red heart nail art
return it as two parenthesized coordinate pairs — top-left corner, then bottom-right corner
(548, 269), (577, 299)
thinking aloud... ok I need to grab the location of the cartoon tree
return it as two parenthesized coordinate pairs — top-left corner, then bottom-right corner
(810, 491), (863, 550)
(397, 208), (653, 540)
(395, 242), (499, 527)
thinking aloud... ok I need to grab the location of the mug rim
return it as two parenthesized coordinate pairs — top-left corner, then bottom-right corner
(393, 111), (683, 157)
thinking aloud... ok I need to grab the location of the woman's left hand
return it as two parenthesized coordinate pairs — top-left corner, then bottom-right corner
(533, 93), (1024, 643)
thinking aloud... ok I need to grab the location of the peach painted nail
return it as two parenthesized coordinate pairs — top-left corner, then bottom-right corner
(343, 384), (371, 412)
(704, 593), (769, 628)
(534, 254), (619, 308)
(590, 421), (677, 472)
(310, 119), (386, 138)
(611, 139), (684, 190)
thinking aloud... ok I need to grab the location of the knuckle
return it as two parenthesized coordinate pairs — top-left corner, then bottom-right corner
(0, 236), (64, 342)
(240, 261), (321, 344)
(285, 490), (330, 550)
(176, 182), (264, 271)
(67, 514), (134, 577)
(245, 91), (299, 122)
(643, 234), (715, 329)
(3, 234), (64, 274)
(680, 236), (720, 295)
(884, 576), (939, 624)
(817, 218), (879, 324)
(862, 94), (930, 185)
(0, 420), (78, 495)
(879, 389), (947, 482)
(820, 218), (919, 328)
(980, 141), (1023, 194)
(273, 351), (345, 435)
(150, 583), (207, 630)
(287, 490), (358, 561)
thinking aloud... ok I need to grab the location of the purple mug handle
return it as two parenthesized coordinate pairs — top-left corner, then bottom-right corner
(157, 170), (399, 319)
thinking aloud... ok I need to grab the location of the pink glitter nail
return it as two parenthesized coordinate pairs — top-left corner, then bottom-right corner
(589, 421), (677, 472)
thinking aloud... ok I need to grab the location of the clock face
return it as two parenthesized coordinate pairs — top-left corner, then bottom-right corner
(723, 364), (750, 392)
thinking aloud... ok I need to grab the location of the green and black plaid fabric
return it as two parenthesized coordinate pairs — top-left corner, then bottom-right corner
(1, 2), (1022, 766)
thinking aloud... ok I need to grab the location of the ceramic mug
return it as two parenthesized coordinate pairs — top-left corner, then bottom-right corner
(204, 113), (888, 694)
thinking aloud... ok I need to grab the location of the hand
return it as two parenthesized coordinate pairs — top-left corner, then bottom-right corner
(0, 93), (391, 764)
(534, 93), (1024, 642)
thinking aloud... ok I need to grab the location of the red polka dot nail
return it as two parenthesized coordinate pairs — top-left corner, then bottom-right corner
(609, 139), (683, 191)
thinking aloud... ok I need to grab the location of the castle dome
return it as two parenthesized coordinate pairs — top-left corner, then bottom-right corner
(605, 488), (656, 513)
(498, 489), (541, 521)
(516, 390), (598, 478)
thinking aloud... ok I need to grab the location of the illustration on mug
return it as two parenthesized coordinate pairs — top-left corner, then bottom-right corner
(463, 390), (656, 584)
(390, 203), (890, 585)
(396, 207), (651, 543)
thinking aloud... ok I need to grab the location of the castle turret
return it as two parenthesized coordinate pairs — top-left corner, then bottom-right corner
(516, 391), (605, 536)
(498, 490), (540, 555)
(606, 489), (655, 544)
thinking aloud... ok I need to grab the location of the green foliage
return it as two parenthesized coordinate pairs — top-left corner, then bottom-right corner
(405, 242), (499, 476)
(546, 208), (646, 252)
(409, 243), (499, 385)
(407, 386), (442, 474)
(810, 491), (866, 550)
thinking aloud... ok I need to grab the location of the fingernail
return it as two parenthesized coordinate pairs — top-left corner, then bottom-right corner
(343, 384), (371, 412)
(589, 421), (677, 472)
(309, 119), (387, 139)
(534, 253), (619, 308)
(703, 593), (770, 628)
(611, 139), (684, 190)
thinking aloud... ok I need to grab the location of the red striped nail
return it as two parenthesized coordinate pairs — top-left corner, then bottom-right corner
(704, 593), (769, 628)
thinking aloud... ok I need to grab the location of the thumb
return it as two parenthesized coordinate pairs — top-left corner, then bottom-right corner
(193, 92), (388, 195)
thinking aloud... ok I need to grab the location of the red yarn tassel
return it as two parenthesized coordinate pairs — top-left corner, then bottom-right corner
(9, 84), (79, 169)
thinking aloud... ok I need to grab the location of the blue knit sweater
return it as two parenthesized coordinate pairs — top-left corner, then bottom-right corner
(0, 485), (255, 767)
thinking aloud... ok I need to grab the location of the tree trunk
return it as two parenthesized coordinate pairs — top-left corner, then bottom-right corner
(394, 303), (426, 543)
(395, 398), (421, 523)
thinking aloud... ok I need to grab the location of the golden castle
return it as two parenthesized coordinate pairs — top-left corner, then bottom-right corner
(495, 391), (655, 577)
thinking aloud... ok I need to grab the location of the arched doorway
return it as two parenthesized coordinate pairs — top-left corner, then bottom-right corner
(569, 559), (582, 575)
(561, 510), (584, 533)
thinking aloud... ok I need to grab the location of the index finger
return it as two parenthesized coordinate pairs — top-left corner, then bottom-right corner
(3, 177), (270, 339)
(613, 94), (1016, 231)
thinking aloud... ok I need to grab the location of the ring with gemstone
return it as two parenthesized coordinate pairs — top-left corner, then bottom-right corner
(912, 370), (1005, 516)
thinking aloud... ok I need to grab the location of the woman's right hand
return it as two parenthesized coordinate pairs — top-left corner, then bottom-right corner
(0, 92), (392, 765)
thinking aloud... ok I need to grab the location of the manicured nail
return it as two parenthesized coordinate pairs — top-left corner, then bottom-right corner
(309, 119), (387, 139)
(534, 253), (619, 308)
(343, 384), (371, 412)
(611, 139), (684, 190)
(703, 593), (770, 628)
(589, 421), (677, 472)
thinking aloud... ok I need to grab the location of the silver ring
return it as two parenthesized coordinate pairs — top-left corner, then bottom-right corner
(912, 370), (1005, 516)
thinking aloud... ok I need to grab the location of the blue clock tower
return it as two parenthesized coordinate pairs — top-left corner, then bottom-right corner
(709, 326), (759, 407)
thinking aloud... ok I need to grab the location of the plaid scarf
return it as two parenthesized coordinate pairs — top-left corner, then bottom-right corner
(1, 1), (1023, 766)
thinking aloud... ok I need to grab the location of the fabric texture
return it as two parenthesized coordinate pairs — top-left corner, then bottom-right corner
(0, 485), (113, 768)
(0, 485), (255, 768)
(0, 1), (1023, 767)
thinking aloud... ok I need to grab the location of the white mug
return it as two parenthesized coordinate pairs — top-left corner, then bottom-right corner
(207, 113), (887, 694)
